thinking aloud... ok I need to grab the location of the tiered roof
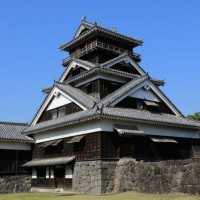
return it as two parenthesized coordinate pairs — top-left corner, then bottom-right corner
(23, 19), (200, 135)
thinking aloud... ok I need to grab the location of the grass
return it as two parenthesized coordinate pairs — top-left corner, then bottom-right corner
(0, 192), (200, 200)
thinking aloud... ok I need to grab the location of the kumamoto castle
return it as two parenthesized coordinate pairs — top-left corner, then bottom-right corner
(1, 18), (200, 195)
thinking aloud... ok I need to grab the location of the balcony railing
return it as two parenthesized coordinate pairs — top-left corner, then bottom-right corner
(70, 41), (141, 61)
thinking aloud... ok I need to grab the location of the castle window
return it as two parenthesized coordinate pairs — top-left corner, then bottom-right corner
(44, 140), (64, 155)
(67, 135), (86, 151)
(58, 106), (66, 117)
(74, 137), (86, 151)
(52, 109), (58, 119)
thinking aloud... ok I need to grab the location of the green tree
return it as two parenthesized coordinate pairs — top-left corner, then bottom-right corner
(188, 112), (200, 121)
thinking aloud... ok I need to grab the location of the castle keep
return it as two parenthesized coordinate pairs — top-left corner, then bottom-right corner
(22, 19), (200, 194)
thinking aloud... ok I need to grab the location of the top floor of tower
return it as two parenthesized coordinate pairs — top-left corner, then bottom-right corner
(59, 17), (143, 64)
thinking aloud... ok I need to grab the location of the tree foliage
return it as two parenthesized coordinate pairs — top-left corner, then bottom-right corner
(188, 112), (200, 121)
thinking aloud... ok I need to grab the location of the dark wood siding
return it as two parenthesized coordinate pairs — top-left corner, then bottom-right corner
(32, 138), (74, 159)
(101, 132), (119, 160)
(38, 102), (82, 123)
(32, 132), (101, 161)
(77, 79), (124, 99)
(110, 63), (141, 75)
(65, 67), (87, 80)
(0, 149), (32, 174)
(75, 132), (101, 161)
(32, 132), (193, 162)
(115, 97), (175, 115)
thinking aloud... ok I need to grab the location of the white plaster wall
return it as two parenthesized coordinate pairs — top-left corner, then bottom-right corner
(0, 141), (31, 150)
(46, 94), (71, 111)
(33, 118), (199, 144)
(34, 120), (104, 143)
(109, 119), (200, 139)
(129, 88), (160, 102)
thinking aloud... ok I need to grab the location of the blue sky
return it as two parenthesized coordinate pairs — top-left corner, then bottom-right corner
(0, 0), (200, 123)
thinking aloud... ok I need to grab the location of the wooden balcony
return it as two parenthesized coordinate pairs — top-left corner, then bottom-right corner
(70, 41), (141, 61)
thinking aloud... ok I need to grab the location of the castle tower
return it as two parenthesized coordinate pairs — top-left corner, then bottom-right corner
(23, 19), (200, 194)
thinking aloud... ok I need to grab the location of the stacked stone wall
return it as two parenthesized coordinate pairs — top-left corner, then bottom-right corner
(73, 158), (200, 195)
(0, 175), (31, 193)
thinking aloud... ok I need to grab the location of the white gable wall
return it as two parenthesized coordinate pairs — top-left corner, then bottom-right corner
(110, 80), (181, 116)
(59, 61), (92, 82)
(32, 87), (87, 126)
(129, 88), (160, 102)
(46, 94), (72, 111)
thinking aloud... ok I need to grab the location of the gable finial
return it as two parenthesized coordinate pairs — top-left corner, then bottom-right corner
(82, 16), (87, 21)
(112, 26), (117, 32)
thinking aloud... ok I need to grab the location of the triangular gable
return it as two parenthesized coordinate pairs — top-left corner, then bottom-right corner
(74, 20), (94, 39)
(101, 53), (146, 76)
(31, 86), (87, 126)
(60, 59), (95, 82)
(98, 76), (182, 117)
(129, 87), (160, 102)
(110, 79), (182, 116)
(46, 93), (72, 111)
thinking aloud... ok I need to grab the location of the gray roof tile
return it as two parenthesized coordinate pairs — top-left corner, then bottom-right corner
(59, 22), (142, 50)
(23, 156), (75, 167)
(0, 122), (33, 142)
(102, 107), (200, 129)
(23, 105), (200, 135)
(56, 83), (96, 109)
(23, 108), (98, 134)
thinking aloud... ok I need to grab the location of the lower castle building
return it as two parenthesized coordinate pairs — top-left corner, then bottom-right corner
(0, 121), (32, 193)
(22, 19), (200, 194)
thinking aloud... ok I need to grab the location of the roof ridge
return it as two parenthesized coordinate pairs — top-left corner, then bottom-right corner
(0, 121), (28, 126)
(96, 75), (148, 106)
(55, 82), (97, 109)
(64, 66), (135, 85)
(63, 57), (97, 68)
(100, 52), (129, 67)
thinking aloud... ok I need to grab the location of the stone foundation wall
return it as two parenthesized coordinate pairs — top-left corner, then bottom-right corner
(73, 161), (102, 194)
(73, 158), (200, 195)
(111, 158), (200, 195)
(0, 175), (31, 193)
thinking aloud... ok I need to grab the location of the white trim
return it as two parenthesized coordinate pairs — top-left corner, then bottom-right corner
(110, 79), (181, 116)
(60, 60), (92, 82)
(32, 169), (37, 179)
(33, 120), (111, 143)
(31, 87), (87, 126)
(65, 165), (73, 178)
(46, 166), (50, 178)
(74, 25), (87, 38)
(0, 141), (31, 150)
(111, 120), (199, 139)
(34, 119), (199, 145)
(104, 55), (145, 76)
(50, 168), (54, 178)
